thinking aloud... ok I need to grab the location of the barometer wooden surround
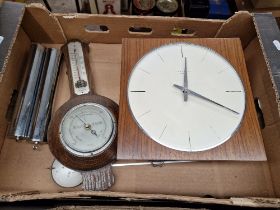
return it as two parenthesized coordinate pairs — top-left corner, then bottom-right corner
(48, 40), (118, 190)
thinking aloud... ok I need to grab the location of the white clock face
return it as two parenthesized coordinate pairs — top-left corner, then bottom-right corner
(59, 103), (116, 157)
(127, 43), (246, 152)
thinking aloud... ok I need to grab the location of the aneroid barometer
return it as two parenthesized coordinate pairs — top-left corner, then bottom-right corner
(48, 40), (118, 190)
(127, 42), (246, 152)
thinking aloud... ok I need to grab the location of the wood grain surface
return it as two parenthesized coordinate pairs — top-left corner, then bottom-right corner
(117, 38), (267, 161)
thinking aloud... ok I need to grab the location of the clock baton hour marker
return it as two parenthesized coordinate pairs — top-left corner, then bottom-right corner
(138, 110), (151, 118)
(130, 90), (146, 92)
(209, 125), (221, 140)
(226, 90), (242, 93)
(181, 45), (183, 58)
(159, 124), (167, 139)
(200, 49), (208, 62)
(157, 53), (165, 63)
(139, 68), (150, 75)
(188, 132), (192, 151)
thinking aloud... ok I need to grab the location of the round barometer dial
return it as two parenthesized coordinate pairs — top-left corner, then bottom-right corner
(60, 103), (116, 157)
(127, 43), (246, 152)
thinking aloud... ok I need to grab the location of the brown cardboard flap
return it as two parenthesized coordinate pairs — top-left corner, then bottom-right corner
(0, 28), (31, 152)
(0, 139), (274, 198)
(49, 207), (207, 210)
(1, 190), (280, 208)
(262, 122), (280, 197)
(244, 37), (280, 197)
(112, 161), (274, 198)
(244, 37), (279, 126)
(55, 13), (224, 44)
(215, 12), (256, 48)
(22, 4), (66, 43)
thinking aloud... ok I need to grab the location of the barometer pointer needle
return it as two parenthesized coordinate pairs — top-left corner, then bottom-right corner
(75, 114), (98, 136)
(173, 84), (239, 115)
(75, 114), (86, 124)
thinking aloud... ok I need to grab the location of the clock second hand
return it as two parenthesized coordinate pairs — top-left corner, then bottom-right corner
(173, 84), (240, 115)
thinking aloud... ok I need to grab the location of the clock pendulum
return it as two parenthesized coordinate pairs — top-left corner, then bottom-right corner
(48, 40), (118, 190)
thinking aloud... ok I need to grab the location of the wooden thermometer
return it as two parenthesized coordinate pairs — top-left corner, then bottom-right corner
(48, 40), (118, 190)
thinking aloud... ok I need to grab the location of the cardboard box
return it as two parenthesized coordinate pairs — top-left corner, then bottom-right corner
(1, 1), (280, 208)
(251, 0), (280, 9)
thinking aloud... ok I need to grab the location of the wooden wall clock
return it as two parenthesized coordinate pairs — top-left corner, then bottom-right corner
(117, 38), (266, 161)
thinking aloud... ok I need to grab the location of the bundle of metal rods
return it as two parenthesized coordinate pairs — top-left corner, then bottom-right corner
(9, 44), (61, 142)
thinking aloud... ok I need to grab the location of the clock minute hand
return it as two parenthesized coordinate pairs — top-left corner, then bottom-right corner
(173, 84), (239, 115)
(188, 89), (240, 115)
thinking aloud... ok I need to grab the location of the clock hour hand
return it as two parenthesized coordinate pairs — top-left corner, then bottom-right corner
(173, 84), (239, 115)
(183, 57), (188, 101)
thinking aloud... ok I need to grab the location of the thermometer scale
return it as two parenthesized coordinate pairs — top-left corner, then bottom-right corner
(68, 42), (90, 95)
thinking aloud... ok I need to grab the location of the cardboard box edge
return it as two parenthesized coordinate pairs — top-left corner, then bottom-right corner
(1, 191), (280, 208)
